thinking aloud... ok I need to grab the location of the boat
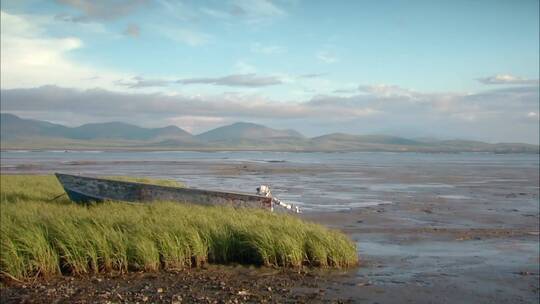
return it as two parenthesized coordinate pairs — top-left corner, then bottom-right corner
(55, 173), (274, 210)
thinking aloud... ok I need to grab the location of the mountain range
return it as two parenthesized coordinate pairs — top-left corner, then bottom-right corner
(1, 113), (538, 153)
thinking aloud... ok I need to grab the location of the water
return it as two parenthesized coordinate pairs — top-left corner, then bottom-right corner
(1, 151), (538, 212)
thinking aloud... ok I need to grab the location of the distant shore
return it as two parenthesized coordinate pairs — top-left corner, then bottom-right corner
(2, 147), (539, 154)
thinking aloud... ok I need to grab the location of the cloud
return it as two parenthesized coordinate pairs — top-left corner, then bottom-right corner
(358, 84), (417, 98)
(4, 83), (536, 123)
(123, 23), (140, 37)
(56, 0), (147, 22)
(298, 73), (326, 79)
(152, 25), (211, 46)
(115, 76), (172, 88)
(332, 88), (358, 94)
(178, 74), (283, 87)
(231, 0), (285, 20)
(316, 51), (338, 64)
(477, 74), (540, 85)
(200, 7), (231, 19)
(1, 82), (538, 143)
(0, 10), (129, 90)
(250, 43), (286, 55)
(234, 61), (257, 74)
(200, 0), (286, 24)
(0, 85), (378, 122)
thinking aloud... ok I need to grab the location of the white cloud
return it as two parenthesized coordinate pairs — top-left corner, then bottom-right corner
(358, 84), (417, 98)
(199, 0), (288, 24)
(251, 43), (286, 54)
(153, 25), (212, 46)
(234, 60), (257, 73)
(231, 0), (286, 22)
(316, 51), (338, 64)
(115, 76), (174, 88)
(165, 116), (229, 133)
(0, 11), (129, 90)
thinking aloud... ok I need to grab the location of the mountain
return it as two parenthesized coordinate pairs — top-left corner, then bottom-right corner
(196, 122), (304, 142)
(0, 113), (69, 140)
(312, 133), (420, 146)
(308, 133), (422, 151)
(1, 113), (193, 142)
(65, 122), (192, 141)
(1, 113), (538, 153)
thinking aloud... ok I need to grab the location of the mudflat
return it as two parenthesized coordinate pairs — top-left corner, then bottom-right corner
(1, 152), (538, 303)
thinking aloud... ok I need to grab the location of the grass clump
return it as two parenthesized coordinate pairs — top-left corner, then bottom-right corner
(105, 176), (184, 188)
(0, 175), (358, 280)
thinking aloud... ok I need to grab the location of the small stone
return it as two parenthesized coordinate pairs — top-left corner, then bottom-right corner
(267, 287), (272, 292)
(157, 288), (163, 293)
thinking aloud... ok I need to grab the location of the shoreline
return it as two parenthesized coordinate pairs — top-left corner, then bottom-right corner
(2, 147), (539, 154)
(1, 153), (538, 303)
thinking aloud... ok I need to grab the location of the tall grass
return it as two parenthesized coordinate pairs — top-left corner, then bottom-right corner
(0, 175), (358, 280)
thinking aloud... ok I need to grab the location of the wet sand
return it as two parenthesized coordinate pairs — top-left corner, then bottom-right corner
(1, 152), (538, 303)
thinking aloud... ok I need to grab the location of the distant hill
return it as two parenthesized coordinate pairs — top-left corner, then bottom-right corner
(196, 122), (304, 142)
(0, 113), (70, 140)
(1, 113), (538, 153)
(65, 122), (192, 141)
(1, 113), (193, 142)
(311, 133), (421, 149)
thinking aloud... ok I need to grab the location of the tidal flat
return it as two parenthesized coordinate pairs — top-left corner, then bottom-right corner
(1, 151), (539, 303)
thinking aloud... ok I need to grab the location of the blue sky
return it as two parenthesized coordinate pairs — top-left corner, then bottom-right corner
(1, 0), (539, 143)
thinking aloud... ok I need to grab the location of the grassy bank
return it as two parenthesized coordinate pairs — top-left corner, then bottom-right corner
(0, 175), (358, 280)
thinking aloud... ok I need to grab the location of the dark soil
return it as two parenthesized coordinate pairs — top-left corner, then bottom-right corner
(0, 265), (355, 304)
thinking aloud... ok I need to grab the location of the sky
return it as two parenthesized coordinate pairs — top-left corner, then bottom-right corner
(0, 0), (539, 143)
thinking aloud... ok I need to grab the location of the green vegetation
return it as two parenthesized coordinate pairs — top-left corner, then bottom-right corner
(0, 175), (358, 280)
(105, 176), (184, 188)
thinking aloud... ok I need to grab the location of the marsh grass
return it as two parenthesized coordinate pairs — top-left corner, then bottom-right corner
(0, 175), (358, 280)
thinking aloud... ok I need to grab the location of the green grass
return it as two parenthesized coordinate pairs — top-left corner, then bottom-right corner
(105, 176), (184, 188)
(0, 175), (358, 281)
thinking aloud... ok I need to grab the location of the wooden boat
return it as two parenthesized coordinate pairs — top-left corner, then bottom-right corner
(55, 173), (273, 210)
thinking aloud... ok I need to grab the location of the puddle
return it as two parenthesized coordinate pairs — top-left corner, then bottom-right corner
(438, 195), (472, 200)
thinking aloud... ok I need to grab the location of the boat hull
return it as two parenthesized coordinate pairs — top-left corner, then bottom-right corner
(55, 173), (273, 210)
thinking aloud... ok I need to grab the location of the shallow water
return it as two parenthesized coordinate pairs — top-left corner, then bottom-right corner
(1, 151), (538, 212)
